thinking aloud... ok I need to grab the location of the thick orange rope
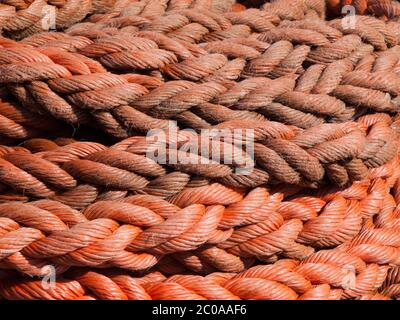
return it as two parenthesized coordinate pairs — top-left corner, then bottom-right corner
(0, 0), (400, 300)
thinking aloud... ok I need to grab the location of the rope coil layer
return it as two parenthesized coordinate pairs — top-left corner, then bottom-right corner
(0, 0), (400, 300)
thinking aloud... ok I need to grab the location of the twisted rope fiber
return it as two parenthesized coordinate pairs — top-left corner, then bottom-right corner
(0, 0), (238, 40)
(1, 160), (400, 300)
(3, 10), (400, 138)
(0, 97), (72, 144)
(0, 18), (400, 187)
(1, 0), (400, 300)
(0, 0), (97, 40)
(0, 115), (397, 203)
(0, 154), (399, 279)
(327, 0), (400, 18)
(0, 246), (397, 300)
(0, 0), (234, 38)
(243, 0), (400, 21)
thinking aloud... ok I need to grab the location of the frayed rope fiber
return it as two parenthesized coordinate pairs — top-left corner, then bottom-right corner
(1, 0), (400, 300)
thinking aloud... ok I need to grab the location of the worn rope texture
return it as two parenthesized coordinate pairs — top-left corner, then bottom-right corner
(0, 248), (395, 300)
(380, 266), (400, 299)
(0, 11), (396, 137)
(247, 0), (400, 21)
(1, 0), (400, 300)
(259, 0), (327, 20)
(0, 96), (113, 146)
(91, 0), (238, 19)
(0, 0), (237, 40)
(0, 114), (397, 199)
(0, 98), (66, 144)
(0, 153), (398, 277)
(0, 27), (398, 178)
(0, 137), (77, 160)
(327, 0), (400, 18)
(2, 5), (399, 131)
(0, 0), (97, 40)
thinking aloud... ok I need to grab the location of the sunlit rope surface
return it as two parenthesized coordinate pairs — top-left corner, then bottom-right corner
(0, 0), (400, 300)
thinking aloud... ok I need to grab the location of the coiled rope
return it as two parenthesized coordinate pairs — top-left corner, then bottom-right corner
(0, 0), (400, 300)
